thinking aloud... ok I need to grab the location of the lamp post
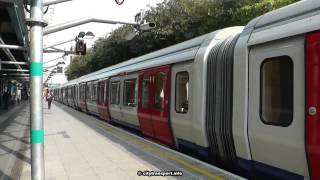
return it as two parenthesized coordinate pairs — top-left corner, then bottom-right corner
(26, 0), (46, 179)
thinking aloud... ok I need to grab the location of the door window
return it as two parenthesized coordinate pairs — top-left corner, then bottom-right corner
(110, 81), (120, 105)
(86, 84), (91, 100)
(175, 71), (189, 113)
(141, 75), (150, 108)
(99, 82), (104, 104)
(92, 83), (98, 102)
(80, 85), (84, 99)
(260, 56), (293, 126)
(104, 81), (108, 105)
(123, 79), (137, 107)
(154, 72), (165, 111)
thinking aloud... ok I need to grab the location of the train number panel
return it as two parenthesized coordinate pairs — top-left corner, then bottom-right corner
(138, 65), (174, 146)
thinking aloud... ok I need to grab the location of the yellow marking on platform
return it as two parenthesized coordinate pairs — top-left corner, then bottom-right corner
(106, 125), (225, 180)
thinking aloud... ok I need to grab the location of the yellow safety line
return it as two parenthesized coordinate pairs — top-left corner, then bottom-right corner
(165, 153), (224, 180)
(105, 125), (225, 180)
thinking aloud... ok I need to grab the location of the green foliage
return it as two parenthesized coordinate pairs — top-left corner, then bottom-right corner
(231, 0), (299, 25)
(64, 50), (90, 81)
(65, 0), (299, 80)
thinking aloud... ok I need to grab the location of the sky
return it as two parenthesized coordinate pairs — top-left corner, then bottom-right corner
(43, 0), (164, 84)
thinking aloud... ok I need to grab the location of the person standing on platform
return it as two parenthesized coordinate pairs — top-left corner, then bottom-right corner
(47, 90), (53, 109)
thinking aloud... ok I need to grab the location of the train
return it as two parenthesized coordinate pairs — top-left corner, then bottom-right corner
(53, 1), (320, 179)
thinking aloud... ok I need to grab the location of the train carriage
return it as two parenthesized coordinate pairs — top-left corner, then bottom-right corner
(53, 1), (320, 179)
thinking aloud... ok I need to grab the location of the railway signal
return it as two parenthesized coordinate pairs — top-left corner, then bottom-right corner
(56, 66), (63, 73)
(75, 40), (86, 55)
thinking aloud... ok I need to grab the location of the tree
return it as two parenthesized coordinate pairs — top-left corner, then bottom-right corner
(65, 0), (299, 80)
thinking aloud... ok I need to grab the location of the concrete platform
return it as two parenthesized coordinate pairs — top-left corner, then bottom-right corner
(0, 101), (245, 180)
(0, 101), (30, 180)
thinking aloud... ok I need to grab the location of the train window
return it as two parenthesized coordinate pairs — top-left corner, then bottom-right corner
(175, 71), (189, 113)
(80, 85), (84, 99)
(110, 81), (120, 105)
(83, 86), (85, 99)
(90, 84), (94, 101)
(86, 84), (91, 100)
(99, 82), (104, 104)
(83, 85), (85, 99)
(154, 72), (165, 110)
(123, 79), (137, 107)
(260, 56), (293, 126)
(142, 75), (150, 109)
(92, 83), (98, 102)
(92, 85), (95, 101)
(104, 81), (108, 105)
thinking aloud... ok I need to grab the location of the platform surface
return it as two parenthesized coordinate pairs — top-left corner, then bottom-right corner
(0, 102), (30, 180)
(0, 101), (245, 180)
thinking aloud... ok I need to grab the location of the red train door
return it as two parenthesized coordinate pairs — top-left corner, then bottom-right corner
(138, 65), (173, 146)
(138, 70), (154, 137)
(97, 79), (110, 121)
(306, 31), (320, 180)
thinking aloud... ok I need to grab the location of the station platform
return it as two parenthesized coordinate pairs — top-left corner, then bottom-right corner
(0, 101), (30, 180)
(0, 101), (245, 180)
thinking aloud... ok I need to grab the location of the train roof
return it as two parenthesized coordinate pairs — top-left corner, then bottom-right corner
(246, 0), (320, 45)
(62, 79), (78, 87)
(77, 33), (208, 82)
(74, 26), (243, 83)
(254, 0), (319, 29)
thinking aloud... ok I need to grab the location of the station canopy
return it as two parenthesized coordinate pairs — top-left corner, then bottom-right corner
(0, 1), (29, 83)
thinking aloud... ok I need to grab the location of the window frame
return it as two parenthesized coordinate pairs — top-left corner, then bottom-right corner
(92, 82), (98, 102)
(86, 83), (91, 101)
(123, 78), (137, 107)
(80, 84), (83, 99)
(175, 71), (189, 114)
(153, 72), (165, 111)
(110, 81), (120, 105)
(98, 81), (104, 104)
(141, 74), (150, 109)
(259, 55), (294, 127)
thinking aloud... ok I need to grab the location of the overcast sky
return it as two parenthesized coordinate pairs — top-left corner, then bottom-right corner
(43, 0), (164, 84)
